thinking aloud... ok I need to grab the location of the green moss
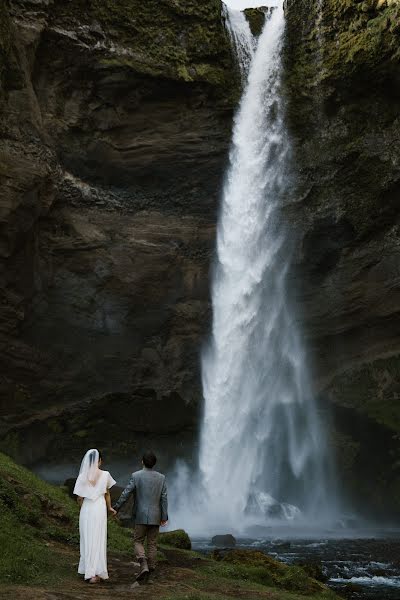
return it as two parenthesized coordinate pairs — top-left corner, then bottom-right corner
(160, 528), (192, 550)
(83, 0), (233, 88)
(286, 0), (400, 89)
(244, 8), (267, 36)
(209, 549), (325, 595)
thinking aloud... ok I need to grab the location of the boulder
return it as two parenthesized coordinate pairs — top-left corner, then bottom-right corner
(159, 529), (192, 550)
(211, 534), (236, 547)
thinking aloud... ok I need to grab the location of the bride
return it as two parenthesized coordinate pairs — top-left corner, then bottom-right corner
(73, 449), (117, 583)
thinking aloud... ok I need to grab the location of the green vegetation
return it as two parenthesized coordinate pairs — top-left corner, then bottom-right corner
(244, 8), (267, 36)
(286, 0), (400, 88)
(0, 452), (131, 584)
(160, 528), (192, 550)
(284, 0), (400, 238)
(159, 548), (338, 600)
(207, 549), (328, 595)
(51, 0), (236, 94)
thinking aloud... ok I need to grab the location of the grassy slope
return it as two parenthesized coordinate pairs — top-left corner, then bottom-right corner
(0, 452), (131, 585)
(0, 453), (339, 599)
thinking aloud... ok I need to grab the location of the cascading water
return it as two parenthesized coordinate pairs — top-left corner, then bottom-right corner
(197, 1), (337, 531)
(170, 2), (339, 534)
(223, 5), (255, 81)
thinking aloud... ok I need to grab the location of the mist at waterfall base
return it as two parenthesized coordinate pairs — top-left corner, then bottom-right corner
(169, 4), (342, 538)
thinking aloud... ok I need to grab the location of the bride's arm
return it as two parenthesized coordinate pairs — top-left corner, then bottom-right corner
(77, 496), (83, 507)
(105, 490), (117, 515)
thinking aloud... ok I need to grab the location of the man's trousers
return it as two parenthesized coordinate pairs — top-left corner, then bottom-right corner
(133, 524), (159, 569)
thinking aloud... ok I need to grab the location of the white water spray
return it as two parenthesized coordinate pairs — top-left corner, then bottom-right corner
(223, 5), (255, 81)
(171, 3), (338, 534)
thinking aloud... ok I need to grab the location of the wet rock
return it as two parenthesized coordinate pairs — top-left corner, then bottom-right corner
(212, 534), (237, 547)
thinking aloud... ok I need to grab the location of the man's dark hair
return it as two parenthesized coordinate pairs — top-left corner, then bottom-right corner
(142, 451), (157, 469)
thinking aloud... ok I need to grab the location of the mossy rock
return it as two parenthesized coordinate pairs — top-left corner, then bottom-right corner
(215, 549), (323, 594)
(285, 0), (400, 89)
(244, 7), (267, 36)
(159, 528), (192, 550)
(52, 0), (235, 91)
(221, 549), (281, 568)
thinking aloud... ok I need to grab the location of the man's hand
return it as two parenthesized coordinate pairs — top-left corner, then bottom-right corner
(160, 520), (168, 527)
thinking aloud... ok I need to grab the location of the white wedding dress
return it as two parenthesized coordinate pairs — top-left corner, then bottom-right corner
(73, 451), (116, 580)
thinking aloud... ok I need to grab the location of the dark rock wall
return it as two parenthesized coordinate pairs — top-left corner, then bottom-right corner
(284, 0), (400, 516)
(0, 0), (236, 469)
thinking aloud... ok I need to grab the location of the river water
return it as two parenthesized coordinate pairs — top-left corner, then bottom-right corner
(193, 531), (400, 599)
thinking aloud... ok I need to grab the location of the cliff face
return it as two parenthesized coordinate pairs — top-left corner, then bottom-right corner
(284, 0), (400, 515)
(0, 0), (236, 468)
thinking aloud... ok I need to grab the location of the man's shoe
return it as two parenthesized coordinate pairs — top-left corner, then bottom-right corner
(136, 558), (150, 582)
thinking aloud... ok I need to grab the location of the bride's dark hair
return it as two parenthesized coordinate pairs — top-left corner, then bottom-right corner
(88, 449), (103, 466)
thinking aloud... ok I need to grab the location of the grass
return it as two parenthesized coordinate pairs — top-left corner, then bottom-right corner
(0, 452), (131, 584)
(159, 557), (339, 600)
(156, 547), (338, 600)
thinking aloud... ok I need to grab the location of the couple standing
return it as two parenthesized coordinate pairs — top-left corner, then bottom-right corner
(73, 449), (168, 584)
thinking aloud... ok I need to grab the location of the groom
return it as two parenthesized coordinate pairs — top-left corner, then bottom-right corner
(113, 451), (168, 582)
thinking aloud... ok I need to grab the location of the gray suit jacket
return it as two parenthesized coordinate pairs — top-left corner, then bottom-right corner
(114, 467), (168, 525)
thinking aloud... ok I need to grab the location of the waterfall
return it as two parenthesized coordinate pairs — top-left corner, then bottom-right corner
(196, 1), (337, 531)
(169, 2), (339, 535)
(223, 5), (255, 81)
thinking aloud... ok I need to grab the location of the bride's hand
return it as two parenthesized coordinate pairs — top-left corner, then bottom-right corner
(109, 507), (117, 517)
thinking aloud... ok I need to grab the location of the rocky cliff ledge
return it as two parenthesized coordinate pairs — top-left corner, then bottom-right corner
(284, 0), (400, 515)
(0, 0), (237, 468)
